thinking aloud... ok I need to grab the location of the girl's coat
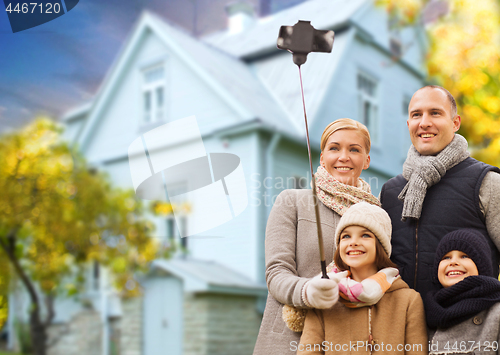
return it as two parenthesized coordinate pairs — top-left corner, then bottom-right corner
(298, 278), (427, 355)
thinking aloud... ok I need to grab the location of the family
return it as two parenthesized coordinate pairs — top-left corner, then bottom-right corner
(252, 85), (500, 355)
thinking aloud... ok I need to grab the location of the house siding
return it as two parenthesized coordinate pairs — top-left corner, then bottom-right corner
(63, 116), (86, 143)
(313, 33), (424, 183)
(47, 311), (102, 355)
(187, 132), (260, 282)
(184, 293), (262, 355)
(120, 297), (143, 355)
(350, 37), (423, 177)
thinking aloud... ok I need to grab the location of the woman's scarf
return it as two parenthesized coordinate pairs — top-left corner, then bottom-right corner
(398, 134), (469, 221)
(315, 165), (380, 215)
(425, 275), (500, 329)
(328, 264), (400, 308)
(282, 266), (399, 332)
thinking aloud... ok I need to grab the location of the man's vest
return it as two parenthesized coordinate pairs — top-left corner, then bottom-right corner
(381, 157), (500, 299)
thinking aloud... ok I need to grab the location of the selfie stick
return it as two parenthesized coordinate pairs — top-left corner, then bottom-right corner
(277, 21), (334, 279)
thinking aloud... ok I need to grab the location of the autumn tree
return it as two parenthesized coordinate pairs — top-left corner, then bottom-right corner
(426, 0), (500, 167)
(378, 0), (500, 167)
(0, 256), (8, 331)
(0, 118), (169, 355)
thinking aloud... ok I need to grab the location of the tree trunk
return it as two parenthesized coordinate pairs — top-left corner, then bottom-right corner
(0, 229), (49, 355)
(30, 310), (47, 355)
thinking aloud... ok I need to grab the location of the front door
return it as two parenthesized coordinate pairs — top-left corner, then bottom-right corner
(144, 276), (183, 355)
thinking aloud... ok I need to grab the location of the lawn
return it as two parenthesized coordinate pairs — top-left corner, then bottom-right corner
(0, 352), (25, 355)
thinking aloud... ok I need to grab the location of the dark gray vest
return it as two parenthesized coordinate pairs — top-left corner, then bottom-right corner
(381, 157), (500, 299)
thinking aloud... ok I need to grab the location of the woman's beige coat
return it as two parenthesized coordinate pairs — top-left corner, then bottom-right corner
(253, 189), (341, 354)
(298, 278), (428, 355)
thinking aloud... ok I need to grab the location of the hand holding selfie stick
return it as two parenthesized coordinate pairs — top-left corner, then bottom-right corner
(277, 21), (334, 279)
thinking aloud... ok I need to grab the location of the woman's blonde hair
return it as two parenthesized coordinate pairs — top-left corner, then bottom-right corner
(320, 118), (371, 153)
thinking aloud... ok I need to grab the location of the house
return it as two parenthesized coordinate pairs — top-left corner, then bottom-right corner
(7, 0), (427, 354)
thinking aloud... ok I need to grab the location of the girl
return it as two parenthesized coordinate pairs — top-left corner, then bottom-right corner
(298, 202), (427, 354)
(253, 119), (381, 355)
(426, 229), (500, 354)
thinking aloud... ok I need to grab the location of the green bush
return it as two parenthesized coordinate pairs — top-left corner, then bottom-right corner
(13, 321), (32, 354)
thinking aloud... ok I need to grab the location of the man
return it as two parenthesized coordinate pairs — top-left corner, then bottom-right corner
(380, 85), (500, 299)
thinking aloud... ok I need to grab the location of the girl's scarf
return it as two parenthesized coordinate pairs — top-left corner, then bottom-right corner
(425, 275), (500, 329)
(328, 264), (400, 308)
(315, 165), (380, 215)
(398, 134), (469, 221)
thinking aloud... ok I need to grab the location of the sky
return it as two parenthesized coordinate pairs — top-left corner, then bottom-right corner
(0, 0), (303, 132)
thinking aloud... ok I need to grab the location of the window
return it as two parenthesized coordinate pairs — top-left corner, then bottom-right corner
(165, 182), (188, 252)
(390, 37), (402, 58)
(292, 175), (307, 189)
(401, 96), (412, 159)
(388, 14), (403, 59)
(357, 72), (379, 143)
(166, 216), (188, 250)
(93, 260), (100, 290)
(142, 65), (166, 124)
(87, 260), (100, 291)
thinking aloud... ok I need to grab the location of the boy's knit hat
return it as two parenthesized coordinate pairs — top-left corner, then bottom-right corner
(334, 202), (392, 257)
(434, 229), (493, 279)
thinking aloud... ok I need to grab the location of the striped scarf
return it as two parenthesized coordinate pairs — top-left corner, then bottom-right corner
(328, 265), (400, 308)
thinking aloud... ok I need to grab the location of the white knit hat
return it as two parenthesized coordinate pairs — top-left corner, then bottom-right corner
(334, 202), (392, 256)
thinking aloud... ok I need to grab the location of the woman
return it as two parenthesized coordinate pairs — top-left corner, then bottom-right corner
(253, 118), (381, 354)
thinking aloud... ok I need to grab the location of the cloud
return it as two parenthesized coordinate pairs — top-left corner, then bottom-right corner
(0, 80), (83, 122)
(53, 67), (104, 96)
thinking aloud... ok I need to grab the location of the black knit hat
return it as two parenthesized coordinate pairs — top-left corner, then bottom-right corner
(434, 229), (493, 280)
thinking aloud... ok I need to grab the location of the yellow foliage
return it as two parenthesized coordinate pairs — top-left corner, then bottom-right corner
(376, 0), (423, 24)
(111, 257), (127, 273)
(151, 201), (173, 216)
(0, 118), (172, 308)
(483, 96), (500, 114)
(380, 0), (500, 167)
(427, 0), (500, 166)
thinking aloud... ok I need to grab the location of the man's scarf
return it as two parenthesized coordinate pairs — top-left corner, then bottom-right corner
(398, 134), (469, 221)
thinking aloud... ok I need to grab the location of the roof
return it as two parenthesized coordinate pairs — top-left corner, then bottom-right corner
(62, 101), (92, 122)
(152, 258), (267, 296)
(254, 28), (354, 135)
(73, 10), (305, 150)
(203, 0), (367, 58)
(148, 12), (300, 138)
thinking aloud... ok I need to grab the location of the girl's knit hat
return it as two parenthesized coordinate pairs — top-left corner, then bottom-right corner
(334, 202), (392, 257)
(434, 229), (493, 279)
